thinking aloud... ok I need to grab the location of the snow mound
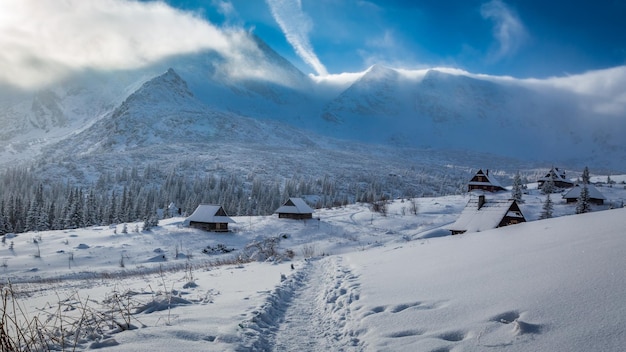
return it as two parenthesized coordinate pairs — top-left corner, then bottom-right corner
(135, 296), (193, 314)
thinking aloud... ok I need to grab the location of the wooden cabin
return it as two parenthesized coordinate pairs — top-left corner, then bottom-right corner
(538, 167), (574, 189)
(183, 204), (235, 232)
(448, 195), (526, 235)
(275, 197), (315, 220)
(562, 184), (606, 205)
(467, 169), (506, 192)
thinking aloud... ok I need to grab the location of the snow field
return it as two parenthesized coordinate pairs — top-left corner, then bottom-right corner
(2, 189), (626, 351)
(345, 208), (626, 351)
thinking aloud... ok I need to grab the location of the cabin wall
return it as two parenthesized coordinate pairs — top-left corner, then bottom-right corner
(468, 184), (504, 192)
(278, 213), (313, 220)
(499, 216), (525, 228)
(565, 198), (604, 205)
(189, 221), (230, 232)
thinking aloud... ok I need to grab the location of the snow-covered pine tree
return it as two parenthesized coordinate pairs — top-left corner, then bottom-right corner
(25, 200), (38, 232)
(48, 201), (59, 230)
(542, 175), (556, 194)
(576, 184), (591, 214)
(0, 200), (8, 235)
(108, 191), (119, 224)
(83, 189), (98, 227)
(64, 188), (85, 229)
(7, 195), (24, 233)
(511, 172), (523, 202)
(540, 193), (553, 219)
(142, 214), (159, 231)
(581, 166), (590, 185)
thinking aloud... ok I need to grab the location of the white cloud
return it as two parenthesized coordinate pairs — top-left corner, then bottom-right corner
(480, 0), (527, 61)
(535, 66), (626, 116)
(0, 0), (257, 89)
(265, 0), (328, 76)
(458, 65), (626, 117)
(310, 71), (363, 86)
(212, 0), (236, 17)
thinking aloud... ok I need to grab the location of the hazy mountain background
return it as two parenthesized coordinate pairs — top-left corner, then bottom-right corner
(1, 33), (624, 189)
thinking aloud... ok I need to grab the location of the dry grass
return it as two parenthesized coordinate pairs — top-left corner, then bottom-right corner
(1, 281), (144, 351)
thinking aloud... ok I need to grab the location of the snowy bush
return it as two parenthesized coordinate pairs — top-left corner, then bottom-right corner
(240, 236), (293, 262)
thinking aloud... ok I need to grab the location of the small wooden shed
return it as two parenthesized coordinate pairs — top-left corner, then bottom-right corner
(183, 204), (235, 232)
(448, 195), (526, 235)
(275, 197), (315, 220)
(467, 169), (506, 193)
(562, 184), (606, 205)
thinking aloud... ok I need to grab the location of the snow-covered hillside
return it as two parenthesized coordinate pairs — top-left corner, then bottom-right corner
(2, 188), (625, 351)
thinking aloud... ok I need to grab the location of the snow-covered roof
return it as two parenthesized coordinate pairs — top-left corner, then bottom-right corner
(562, 184), (606, 200)
(183, 204), (235, 226)
(447, 197), (523, 233)
(538, 167), (572, 183)
(468, 169), (505, 189)
(275, 197), (315, 214)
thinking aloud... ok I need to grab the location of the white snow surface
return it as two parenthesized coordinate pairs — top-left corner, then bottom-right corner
(2, 188), (626, 351)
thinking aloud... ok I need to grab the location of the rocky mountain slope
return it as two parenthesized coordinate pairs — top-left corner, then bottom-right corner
(1, 33), (624, 174)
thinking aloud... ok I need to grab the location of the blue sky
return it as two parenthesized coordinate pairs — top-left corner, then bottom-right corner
(1, 0), (624, 89)
(167, 0), (626, 78)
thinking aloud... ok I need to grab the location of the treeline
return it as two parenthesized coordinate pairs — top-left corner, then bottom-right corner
(0, 164), (461, 235)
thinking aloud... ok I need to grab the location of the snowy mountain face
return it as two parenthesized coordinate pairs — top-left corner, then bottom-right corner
(0, 69), (157, 165)
(37, 68), (308, 168)
(320, 67), (626, 167)
(1, 33), (625, 180)
(0, 35), (316, 167)
(38, 68), (519, 198)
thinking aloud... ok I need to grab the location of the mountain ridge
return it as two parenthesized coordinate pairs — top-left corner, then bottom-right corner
(0, 33), (624, 172)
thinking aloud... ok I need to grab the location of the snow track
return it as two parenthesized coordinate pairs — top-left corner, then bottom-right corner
(239, 256), (364, 351)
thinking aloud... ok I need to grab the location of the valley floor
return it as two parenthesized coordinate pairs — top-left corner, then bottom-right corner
(3, 188), (626, 351)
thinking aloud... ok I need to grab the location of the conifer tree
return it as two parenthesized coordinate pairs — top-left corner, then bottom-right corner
(25, 200), (38, 232)
(0, 201), (8, 235)
(576, 184), (591, 214)
(540, 193), (553, 219)
(581, 166), (590, 185)
(541, 175), (556, 194)
(511, 172), (523, 202)
(48, 202), (59, 230)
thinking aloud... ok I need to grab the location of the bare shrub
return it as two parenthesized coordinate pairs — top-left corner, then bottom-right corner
(0, 282), (144, 351)
(301, 244), (316, 259)
(409, 198), (419, 215)
(370, 199), (388, 216)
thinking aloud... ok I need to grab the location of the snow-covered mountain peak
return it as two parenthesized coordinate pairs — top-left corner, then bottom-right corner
(358, 64), (400, 84)
(115, 68), (193, 110)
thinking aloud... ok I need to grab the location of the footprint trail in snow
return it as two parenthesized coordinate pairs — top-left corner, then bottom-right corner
(240, 256), (363, 351)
